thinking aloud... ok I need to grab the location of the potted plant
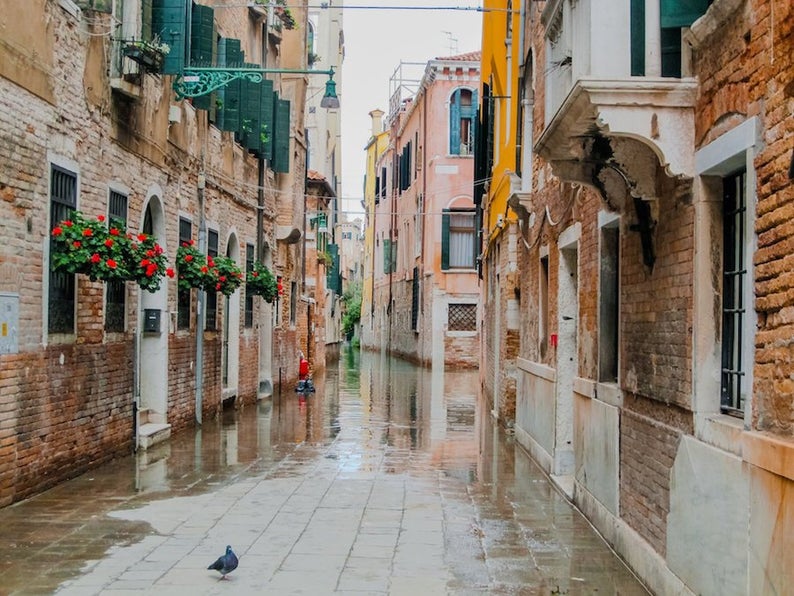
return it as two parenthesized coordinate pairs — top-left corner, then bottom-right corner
(206, 255), (244, 296)
(50, 211), (172, 291)
(175, 242), (244, 296)
(246, 261), (278, 302)
(122, 36), (170, 73)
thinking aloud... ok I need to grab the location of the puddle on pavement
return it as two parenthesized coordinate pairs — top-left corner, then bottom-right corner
(0, 349), (646, 595)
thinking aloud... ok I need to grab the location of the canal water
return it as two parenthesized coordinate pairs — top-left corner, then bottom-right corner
(0, 348), (648, 595)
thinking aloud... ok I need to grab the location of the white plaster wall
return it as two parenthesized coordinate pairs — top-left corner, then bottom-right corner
(515, 363), (556, 458)
(748, 465), (794, 595)
(574, 393), (619, 515)
(667, 436), (749, 596)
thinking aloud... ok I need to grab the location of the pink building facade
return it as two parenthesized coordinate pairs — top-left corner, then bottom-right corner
(362, 53), (481, 368)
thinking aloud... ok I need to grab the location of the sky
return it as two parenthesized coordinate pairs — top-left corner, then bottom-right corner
(338, 1), (483, 215)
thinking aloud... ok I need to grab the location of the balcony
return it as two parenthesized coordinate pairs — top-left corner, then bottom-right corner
(535, 0), (711, 215)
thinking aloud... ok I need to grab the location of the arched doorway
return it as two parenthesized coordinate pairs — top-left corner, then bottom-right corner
(137, 191), (170, 448)
(222, 232), (241, 400)
(258, 242), (273, 397)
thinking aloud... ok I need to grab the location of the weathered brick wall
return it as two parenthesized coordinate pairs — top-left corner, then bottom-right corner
(745, 0), (794, 433)
(0, 2), (279, 505)
(621, 192), (694, 407)
(620, 396), (692, 557)
(0, 344), (134, 507)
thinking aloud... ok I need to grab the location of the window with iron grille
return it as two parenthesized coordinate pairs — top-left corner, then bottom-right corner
(48, 166), (77, 334)
(244, 243), (254, 328)
(448, 303), (476, 332)
(721, 170), (746, 415)
(177, 217), (192, 330)
(289, 281), (297, 326)
(105, 190), (128, 333)
(205, 229), (218, 330)
(411, 267), (420, 331)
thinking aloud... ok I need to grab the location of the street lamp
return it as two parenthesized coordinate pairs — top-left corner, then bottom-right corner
(173, 66), (340, 108)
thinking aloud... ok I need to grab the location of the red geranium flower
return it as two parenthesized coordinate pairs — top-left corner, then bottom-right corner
(83, 228), (93, 237)
(137, 233), (147, 242)
(73, 241), (81, 248)
(107, 259), (117, 269)
(90, 253), (101, 264)
(105, 239), (114, 247)
(97, 214), (106, 222)
(109, 228), (120, 236)
(184, 255), (193, 262)
(52, 226), (63, 236)
(166, 268), (175, 278)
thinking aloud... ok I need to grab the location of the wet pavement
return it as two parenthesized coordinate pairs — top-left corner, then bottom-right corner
(0, 349), (649, 595)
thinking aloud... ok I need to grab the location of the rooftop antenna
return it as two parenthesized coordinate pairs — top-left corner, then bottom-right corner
(442, 31), (459, 55)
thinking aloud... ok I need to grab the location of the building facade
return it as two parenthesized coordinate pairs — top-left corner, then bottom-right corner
(362, 54), (481, 368)
(477, 0), (794, 593)
(0, 0), (315, 506)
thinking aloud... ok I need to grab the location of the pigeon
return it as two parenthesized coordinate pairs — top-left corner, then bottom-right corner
(208, 545), (238, 580)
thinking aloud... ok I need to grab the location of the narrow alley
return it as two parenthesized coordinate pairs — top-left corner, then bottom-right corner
(0, 350), (646, 595)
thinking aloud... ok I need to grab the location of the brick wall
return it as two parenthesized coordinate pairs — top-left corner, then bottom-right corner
(620, 402), (687, 557)
(0, 2), (285, 505)
(621, 192), (694, 407)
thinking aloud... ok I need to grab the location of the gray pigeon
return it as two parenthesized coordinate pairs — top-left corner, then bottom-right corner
(208, 545), (238, 580)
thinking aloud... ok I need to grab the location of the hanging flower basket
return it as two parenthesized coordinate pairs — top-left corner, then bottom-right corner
(246, 261), (278, 302)
(122, 38), (169, 73)
(175, 243), (244, 296)
(50, 211), (171, 292)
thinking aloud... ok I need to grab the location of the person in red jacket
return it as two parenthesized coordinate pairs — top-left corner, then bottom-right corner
(299, 352), (310, 381)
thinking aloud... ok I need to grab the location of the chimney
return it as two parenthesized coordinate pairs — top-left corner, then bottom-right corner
(369, 109), (385, 136)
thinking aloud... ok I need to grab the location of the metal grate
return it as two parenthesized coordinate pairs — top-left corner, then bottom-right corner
(205, 229), (218, 331)
(177, 217), (192, 330)
(411, 267), (419, 331)
(721, 171), (746, 416)
(48, 166), (77, 334)
(105, 190), (128, 332)
(244, 243), (254, 328)
(448, 303), (477, 332)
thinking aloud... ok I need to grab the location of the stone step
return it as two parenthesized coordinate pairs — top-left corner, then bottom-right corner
(137, 422), (171, 451)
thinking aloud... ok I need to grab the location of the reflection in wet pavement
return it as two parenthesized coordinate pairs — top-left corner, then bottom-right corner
(0, 349), (649, 595)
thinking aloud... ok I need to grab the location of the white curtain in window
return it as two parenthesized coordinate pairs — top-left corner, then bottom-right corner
(449, 212), (475, 268)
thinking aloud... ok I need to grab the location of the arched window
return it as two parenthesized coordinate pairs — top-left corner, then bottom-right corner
(449, 88), (476, 155)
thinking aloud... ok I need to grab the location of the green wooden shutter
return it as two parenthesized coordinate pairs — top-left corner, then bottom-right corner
(238, 63), (262, 152)
(450, 89), (461, 155)
(630, 0), (646, 76)
(216, 38), (242, 131)
(152, 0), (187, 75)
(141, 0), (153, 40)
(660, 0), (711, 28)
(190, 3), (215, 110)
(272, 98), (291, 173)
(257, 84), (275, 160)
(441, 211), (450, 270)
(327, 243), (340, 293)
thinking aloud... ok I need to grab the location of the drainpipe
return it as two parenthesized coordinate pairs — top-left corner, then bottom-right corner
(195, 171), (206, 425)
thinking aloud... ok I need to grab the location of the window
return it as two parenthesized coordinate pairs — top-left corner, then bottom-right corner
(599, 221), (620, 382)
(205, 229), (219, 330)
(244, 243), (254, 328)
(411, 267), (420, 332)
(289, 281), (297, 326)
(441, 209), (476, 270)
(48, 166), (77, 334)
(448, 303), (477, 332)
(177, 217), (192, 330)
(540, 254), (550, 358)
(450, 88), (476, 156)
(721, 170), (747, 415)
(105, 190), (128, 333)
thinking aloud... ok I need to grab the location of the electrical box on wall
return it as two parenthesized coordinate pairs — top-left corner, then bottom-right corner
(0, 293), (19, 354)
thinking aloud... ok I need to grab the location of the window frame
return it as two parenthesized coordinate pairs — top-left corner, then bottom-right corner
(205, 228), (219, 331)
(48, 164), (79, 336)
(177, 217), (192, 330)
(441, 208), (477, 271)
(105, 188), (129, 333)
(449, 87), (476, 156)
